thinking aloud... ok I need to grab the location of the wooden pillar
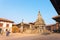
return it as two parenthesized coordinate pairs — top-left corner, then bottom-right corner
(51, 25), (54, 32)
(56, 23), (59, 30)
(29, 24), (32, 33)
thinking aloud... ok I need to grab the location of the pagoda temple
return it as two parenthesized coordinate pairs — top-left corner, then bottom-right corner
(46, 0), (60, 32)
(17, 11), (45, 33)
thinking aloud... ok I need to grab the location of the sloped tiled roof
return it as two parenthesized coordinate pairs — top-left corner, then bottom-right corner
(0, 18), (14, 23)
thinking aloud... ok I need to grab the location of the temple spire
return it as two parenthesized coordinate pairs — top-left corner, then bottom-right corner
(37, 11), (42, 20)
(35, 11), (45, 25)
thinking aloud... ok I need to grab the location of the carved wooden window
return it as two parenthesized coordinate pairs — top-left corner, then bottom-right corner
(6, 24), (9, 27)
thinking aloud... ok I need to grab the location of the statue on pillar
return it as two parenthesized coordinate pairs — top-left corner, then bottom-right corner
(20, 19), (24, 33)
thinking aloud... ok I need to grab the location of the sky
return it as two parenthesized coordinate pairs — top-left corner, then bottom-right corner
(0, 0), (58, 25)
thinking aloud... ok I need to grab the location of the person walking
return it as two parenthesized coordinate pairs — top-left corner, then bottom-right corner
(6, 29), (10, 36)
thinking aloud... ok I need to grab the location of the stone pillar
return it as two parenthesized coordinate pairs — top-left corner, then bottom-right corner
(39, 26), (42, 33)
(29, 24), (33, 33)
(20, 26), (23, 33)
(41, 27), (43, 33)
(39, 25), (44, 33)
(43, 26), (46, 32)
(20, 22), (23, 33)
(30, 24), (32, 29)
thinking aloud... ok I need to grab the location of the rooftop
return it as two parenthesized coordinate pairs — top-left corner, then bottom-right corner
(0, 18), (14, 23)
(50, 0), (60, 15)
(52, 15), (60, 22)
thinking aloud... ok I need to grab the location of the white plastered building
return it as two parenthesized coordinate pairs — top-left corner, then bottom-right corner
(0, 18), (14, 33)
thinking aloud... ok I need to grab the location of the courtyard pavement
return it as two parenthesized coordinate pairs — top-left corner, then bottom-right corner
(0, 33), (60, 40)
